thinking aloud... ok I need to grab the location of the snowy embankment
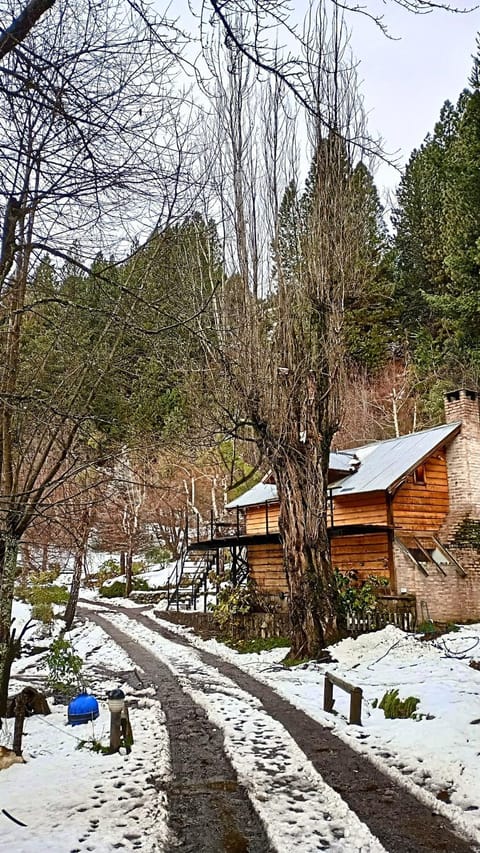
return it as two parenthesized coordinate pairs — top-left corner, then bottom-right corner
(4, 592), (480, 852)
(145, 611), (480, 844)
(0, 607), (170, 853)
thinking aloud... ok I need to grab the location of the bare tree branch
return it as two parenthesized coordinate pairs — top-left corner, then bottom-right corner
(0, 0), (55, 60)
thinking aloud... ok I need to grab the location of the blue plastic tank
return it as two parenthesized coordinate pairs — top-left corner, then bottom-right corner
(67, 693), (100, 726)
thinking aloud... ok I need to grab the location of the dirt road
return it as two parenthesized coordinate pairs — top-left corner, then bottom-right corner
(80, 601), (478, 853)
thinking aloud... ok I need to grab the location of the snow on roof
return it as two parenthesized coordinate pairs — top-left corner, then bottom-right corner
(226, 421), (461, 507)
(330, 450), (359, 472)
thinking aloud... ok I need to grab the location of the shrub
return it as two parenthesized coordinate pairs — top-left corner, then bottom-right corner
(417, 619), (437, 635)
(94, 559), (121, 589)
(45, 637), (85, 699)
(377, 688), (420, 719)
(100, 580), (126, 598)
(211, 582), (256, 629)
(144, 545), (171, 565)
(16, 580), (69, 624)
(99, 577), (150, 598)
(333, 570), (389, 626)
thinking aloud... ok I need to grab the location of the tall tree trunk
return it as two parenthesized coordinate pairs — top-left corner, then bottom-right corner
(125, 547), (133, 597)
(274, 454), (338, 659)
(0, 534), (19, 715)
(64, 507), (90, 631)
(63, 552), (83, 632)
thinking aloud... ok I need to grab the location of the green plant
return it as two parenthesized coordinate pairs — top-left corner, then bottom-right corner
(45, 637), (85, 698)
(144, 545), (171, 565)
(99, 577), (149, 598)
(16, 580), (69, 624)
(76, 738), (110, 755)
(282, 655), (311, 668)
(99, 580), (126, 598)
(225, 636), (291, 654)
(36, 563), (62, 584)
(211, 582), (256, 629)
(94, 559), (121, 589)
(417, 619), (437, 635)
(333, 570), (389, 625)
(378, 688), (420, 719)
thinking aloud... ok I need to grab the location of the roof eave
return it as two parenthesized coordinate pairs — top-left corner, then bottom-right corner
(387, 422), (461, 494)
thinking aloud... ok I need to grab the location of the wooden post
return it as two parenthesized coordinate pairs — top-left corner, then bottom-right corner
(350, 688), (363, 726)
(12, 694), (26, 756)
(109, 709), (122, 753)
(323, 674), (334, 713)
(324, 672), (363, 725)
(120, 703), (133, 754)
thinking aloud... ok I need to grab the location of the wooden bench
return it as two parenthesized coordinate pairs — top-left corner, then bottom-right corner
(323, 672), (363, 725)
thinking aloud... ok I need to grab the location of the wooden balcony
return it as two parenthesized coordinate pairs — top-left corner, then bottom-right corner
(186, 504), (280, 552)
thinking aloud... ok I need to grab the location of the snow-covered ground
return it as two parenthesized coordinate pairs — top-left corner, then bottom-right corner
(1, 608), (170, 853)
(147, 611), (480, 843)
(3, 596), (480, 851)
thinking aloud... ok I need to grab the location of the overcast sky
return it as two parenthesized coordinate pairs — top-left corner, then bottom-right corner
(345, 3), (480, 198)
(175, 2), (479, 202)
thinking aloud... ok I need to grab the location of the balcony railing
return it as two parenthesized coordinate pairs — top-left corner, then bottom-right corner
(186, 500), (280, 547)
(187, 506), (246, 547)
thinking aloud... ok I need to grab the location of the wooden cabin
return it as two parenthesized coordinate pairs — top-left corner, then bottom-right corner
(190, 390), (480, 624)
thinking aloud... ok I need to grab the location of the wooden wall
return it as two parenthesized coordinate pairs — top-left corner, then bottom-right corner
(331, 532), (390, 582)
(245, 503), (280, 535)
(332, 491), (388, 527)
(392, 451), (449, 532)
(248, 543), (288, 593)
(246, 492), (389, 534)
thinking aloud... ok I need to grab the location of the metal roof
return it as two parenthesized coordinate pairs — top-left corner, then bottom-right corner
(227, 451), (359, 508)
(331, 421), (461, 496)
(226, 422), (461, 507)
(226, 482), (278, 509)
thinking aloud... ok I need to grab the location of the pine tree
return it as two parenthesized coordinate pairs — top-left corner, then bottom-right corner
(344, 162), (395, 371)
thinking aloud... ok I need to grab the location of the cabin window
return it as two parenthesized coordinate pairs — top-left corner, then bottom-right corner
(396, 534), (466, 577)
(413, 464), (426, 485)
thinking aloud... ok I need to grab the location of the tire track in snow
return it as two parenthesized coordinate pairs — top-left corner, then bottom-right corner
(90, 607), (386, 853)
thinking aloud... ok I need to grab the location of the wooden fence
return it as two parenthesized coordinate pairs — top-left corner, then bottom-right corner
(346, 595), (417, 637)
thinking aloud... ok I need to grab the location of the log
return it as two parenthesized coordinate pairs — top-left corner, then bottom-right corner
(6, 686), (51, 718)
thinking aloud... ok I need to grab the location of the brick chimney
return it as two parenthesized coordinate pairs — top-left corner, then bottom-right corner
(443, 389), (480, 520)
(444, 389), (480, 430)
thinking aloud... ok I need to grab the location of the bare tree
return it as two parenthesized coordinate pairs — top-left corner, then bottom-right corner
(0, 0), (192, 711)
(195, 3), (376, 657)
